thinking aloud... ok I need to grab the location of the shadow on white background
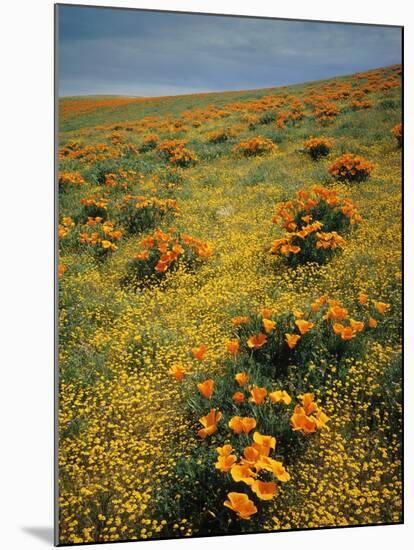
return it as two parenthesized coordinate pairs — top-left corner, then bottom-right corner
(21, 527), (54, 545)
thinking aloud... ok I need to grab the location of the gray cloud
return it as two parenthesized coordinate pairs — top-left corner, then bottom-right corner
(57, 6), (402, 97)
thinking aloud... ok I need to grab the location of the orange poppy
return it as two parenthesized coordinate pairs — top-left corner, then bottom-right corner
(247, 333), (267, 349)
(333, 322), (344, 335)
(269, 390), (292, 405)
(229, 464), (255, 485)
(358, 292), (369, 305)
(215, 454), (237, 473)
(311, 301), (321, 312)
(251, 480), (277, 501)
(350, 319), (364, 332)
(197, 379), (214, 398)
(325, 305), (348, 321)
(242, 446), (260, 465)
(295, 319), (314, 335)
(375, 301), (390, 315)
(285, 333), (301, 349)
(168, 365), (186, 381)
(231, 316), (250, 327)
(227, 339), (240, 356)
(249, 386), (268, 405)
(58, 263), (66, 278)
(252, 431), (276, 457)
(257, 456), (290, 482)
(368, 317), (378, 328)
(291, 406), (317, 434)
(229, 416), (257, 434)
(224, 492), (257, 520)
(293, 309), (304, 318)
(155, 261), (168, 273)
(341, 326), (355, 340)
(300, 393), (318, 415)
(262, 318), (276, 334)
(232, 391), (245, 404)
(192, 344), (207, 361)
(235, 372), (249, 386)
(216, 444), (234, 457)
(198, 409), (222, 439)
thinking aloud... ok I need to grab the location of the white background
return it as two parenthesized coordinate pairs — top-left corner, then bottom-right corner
(0, 0), (411, 548)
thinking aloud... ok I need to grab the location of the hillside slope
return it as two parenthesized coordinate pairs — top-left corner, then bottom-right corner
(58, 65), (402, 544)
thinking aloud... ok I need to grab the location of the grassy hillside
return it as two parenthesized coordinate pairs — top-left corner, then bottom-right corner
(58, 65), (402, 544)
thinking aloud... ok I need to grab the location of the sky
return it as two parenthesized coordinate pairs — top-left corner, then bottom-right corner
(57, 5), (402, 98)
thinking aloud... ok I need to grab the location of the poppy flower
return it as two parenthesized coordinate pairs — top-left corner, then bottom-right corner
(341, 327), (355, 340)
(257, 456), (290, 482)
(261, 308), (272, 318)
(368, 317), (378, 328)
(232, 391), (245, 404)
(168, 365), (186, 381)
(262, 319), (276, 334)
(229, 416), (257, 435)
(247, 333), (267, 349)
(269, 390), (292, 405)
(299, 393), (318, 415)
(197, 379), (214, 399)
(350, 319), (364, 332)
(280, 244), (301, 255)
(215, 454), (237, 473)
(358, 292), (369, 305)
(229, 464), (255, 485)
(325, 305), (348, 321)
(293, 309), (304, 318)
(252, 432), (276, 457)
(216, 444), (234, 457)
(58, 263), (66, 278)
(198, 409), (222, 439)
(249, 386), (268, 405)
(227, 340), (240, 356)
(311, 301), (321, 312)
(333, 323), (345, 335)
(295, 319), (314, 335)
(172, 244), (184, 255)
(158, 242), (168, 254)
(251, 480), (277, 501)
(155, 261), (168, 273)
(192, 344), (207, 361)
(375, 301), (390, 315)
(224, 493), (257, 520)
(231, 316), (250, 327)
(285, 333), (301, 349)
(291, 406), (317, 434)
(242, 446), (260, 465)
(235, 372), (249, 386)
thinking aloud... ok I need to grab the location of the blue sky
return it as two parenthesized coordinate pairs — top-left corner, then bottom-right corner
(57, 5), (402, 97)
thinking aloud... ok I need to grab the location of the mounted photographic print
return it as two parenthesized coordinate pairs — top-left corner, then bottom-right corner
(55, 3), (403, 545)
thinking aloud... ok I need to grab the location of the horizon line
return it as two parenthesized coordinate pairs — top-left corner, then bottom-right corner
(58, 62), (402, 102)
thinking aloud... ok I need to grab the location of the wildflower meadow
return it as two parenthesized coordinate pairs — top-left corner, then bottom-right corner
(58, 64), (402, 544)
